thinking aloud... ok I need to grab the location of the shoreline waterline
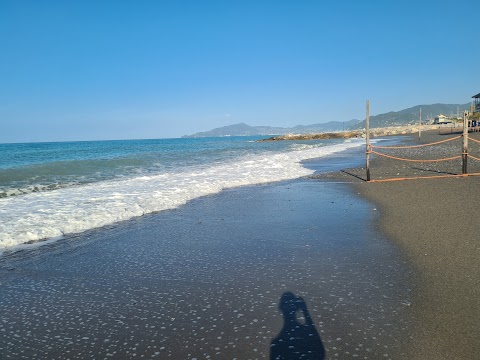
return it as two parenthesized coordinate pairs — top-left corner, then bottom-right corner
(0, 137), (368, 253)
(0, 173), (414, 359)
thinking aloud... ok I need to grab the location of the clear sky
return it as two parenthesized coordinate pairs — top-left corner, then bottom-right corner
(0, 0), (478, 143)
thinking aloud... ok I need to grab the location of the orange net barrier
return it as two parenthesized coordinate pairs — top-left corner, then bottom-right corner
(370, 135), (462, 149)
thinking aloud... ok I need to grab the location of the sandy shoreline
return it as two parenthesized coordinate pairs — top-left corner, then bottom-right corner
(357, 177), (480, 359)
(1, 130), (478, 358)
(317, 130), (480, 358)
(0, 153), (414, 359)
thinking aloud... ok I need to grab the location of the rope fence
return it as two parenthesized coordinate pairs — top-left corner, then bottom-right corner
(468, 137), (480, 144)
(370, 135), (462, 150)
(363, 103), (480, 182)
(467, 154), (480, 162)
(370, 150), (462, 163)
(368, 172), (480, 183)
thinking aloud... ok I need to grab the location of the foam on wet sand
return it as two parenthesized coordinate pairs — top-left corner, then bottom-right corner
(0, 178), (413, 359)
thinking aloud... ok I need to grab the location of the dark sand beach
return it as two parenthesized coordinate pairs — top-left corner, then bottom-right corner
(0, 153), (414, 359)
(318, 130), (480, 359)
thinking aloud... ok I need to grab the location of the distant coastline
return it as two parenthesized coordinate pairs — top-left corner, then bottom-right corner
(259, 123), (459, 141)
(183, 103), (469, 138)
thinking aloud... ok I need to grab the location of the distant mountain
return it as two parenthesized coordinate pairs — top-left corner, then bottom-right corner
(183, 103), (471, 138)
(183, 119), (360, 138)
(291, 119), (361, 132)
(350, 103), (471, 130)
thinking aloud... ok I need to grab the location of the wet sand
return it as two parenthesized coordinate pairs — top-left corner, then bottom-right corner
(318, 130), (480, 359)
(0, 175), (413, 358)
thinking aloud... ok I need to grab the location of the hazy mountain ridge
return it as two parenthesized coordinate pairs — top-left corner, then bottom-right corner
(184, 119), (361, 138)
(351, 103), (471, 129)
(184, 103), (471, 138)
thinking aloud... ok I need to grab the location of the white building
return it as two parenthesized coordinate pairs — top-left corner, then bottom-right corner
(434, 114), (452, 124)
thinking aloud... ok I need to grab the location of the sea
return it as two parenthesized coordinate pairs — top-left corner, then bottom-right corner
(0, 136), (366, 252)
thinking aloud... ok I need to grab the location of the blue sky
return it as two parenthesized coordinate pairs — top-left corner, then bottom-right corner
(0, 0), (478, 142)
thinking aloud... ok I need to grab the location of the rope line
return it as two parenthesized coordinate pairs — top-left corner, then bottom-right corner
(365, 131), (480, 182)
(468, 154), (480, 161)
(370, 150), (461, 163)
(368, 172), (480, 183)
(371, 135), (462, 149)
(468, 137), (480, 144)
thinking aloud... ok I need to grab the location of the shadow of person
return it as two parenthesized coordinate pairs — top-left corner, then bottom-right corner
(270, 292), (325, 360)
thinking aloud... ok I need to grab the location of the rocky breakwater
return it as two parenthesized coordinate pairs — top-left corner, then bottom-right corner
(259, 124), (457, 142)
(259, 131), (362, 141)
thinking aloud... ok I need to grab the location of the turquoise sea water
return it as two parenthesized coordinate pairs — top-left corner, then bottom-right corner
(0, 136), (365, 251)
(1, 137), (284, 197)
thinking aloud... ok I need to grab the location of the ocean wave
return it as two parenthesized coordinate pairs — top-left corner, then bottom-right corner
(288, 143), (324, 151)
(0, 182), (80, 198)
(0, 157), (160, 199)
(0, 139), (364, 252)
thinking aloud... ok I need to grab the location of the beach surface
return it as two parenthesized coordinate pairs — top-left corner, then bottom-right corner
(318, 130), (480, 359)
(0, 155), (413, 359)
(1, 129), (478, 359)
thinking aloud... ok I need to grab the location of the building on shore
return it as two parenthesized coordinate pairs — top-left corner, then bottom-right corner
(472, 92), (480, 114)
(468, 92), (480, 131)
(433, 114), (453, 124)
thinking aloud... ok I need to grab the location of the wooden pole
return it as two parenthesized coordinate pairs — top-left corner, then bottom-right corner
(463, 110), (468, 174)
(366, 100), (371, 181)
(418, 108), (422, 140)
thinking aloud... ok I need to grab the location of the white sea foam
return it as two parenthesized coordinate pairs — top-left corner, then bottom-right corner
(288, 143), (320, 151)
(0, 139), (364, 252)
